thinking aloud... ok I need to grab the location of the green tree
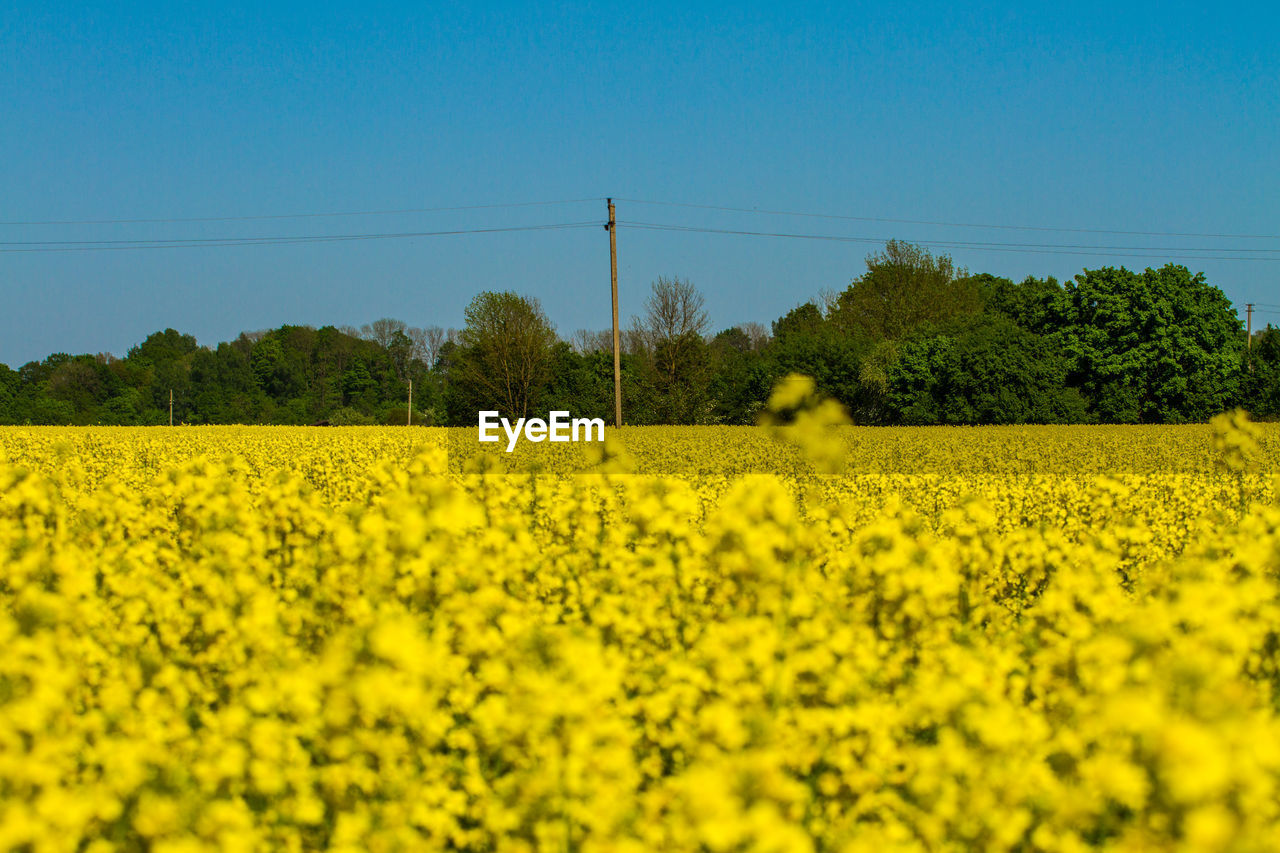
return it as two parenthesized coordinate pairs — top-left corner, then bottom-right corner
(543, 342), (619, 423)
(976, 274), (1062, 334)
(47, 355), (112, 422)
(629, 277), (714, 424)
(129, 328), (198, 365)
(708, 328), (772, 424)
(386, 329), (414, 382)
(763, 303), (873, 420)
(451, 291), (557, 419)
(0, 364), (17, 422)
(251, 336), (288, 397)
(772, 303), (824, 342)
(1241, 326), (1280, 418)
(886, 315), (1088, 425)
(97, 387), (147, 425)
(342, 359), (376, 408)
(312, 326), (359, 416)
(127, 329), (199, 424)
(832, 240), (980, 341)
(1048, 265), (1243, 423)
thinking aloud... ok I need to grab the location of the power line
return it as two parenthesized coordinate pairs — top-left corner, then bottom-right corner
(13, 217), (1272, 260)
(0, 221), (600, 254)
(3, 194), (1276, 267)
(615, 197), (1280, 241)
(0, 221), (598, 247)
(0, 198), (605, 227)
(621, 221), (1280, 262)
(9, 194), (1273, 243)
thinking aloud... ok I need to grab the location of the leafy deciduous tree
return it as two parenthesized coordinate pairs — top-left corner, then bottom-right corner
(453, 291), (557, 419)
(833, 240), (979, 341)
(1048, 265), (1242, 423)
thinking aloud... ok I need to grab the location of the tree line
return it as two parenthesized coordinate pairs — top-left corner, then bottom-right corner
(2, 240), (1277, 426)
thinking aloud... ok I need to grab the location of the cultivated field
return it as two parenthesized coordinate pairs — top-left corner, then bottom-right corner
(2, 403), (1280, 851)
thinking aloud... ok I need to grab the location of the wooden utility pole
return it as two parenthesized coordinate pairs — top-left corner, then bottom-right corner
(607, 198), (621, 428)
(169, 389), (173, 426)
(407, 379), (413, 425)
(1247, 303), (1255, 372)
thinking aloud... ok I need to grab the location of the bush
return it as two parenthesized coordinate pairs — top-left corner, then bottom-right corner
(380, 407), (436, 426)
(329, 406), (375, 426)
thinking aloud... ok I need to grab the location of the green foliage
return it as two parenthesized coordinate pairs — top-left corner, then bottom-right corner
(630, 331), (712, 424)
(0, 243), (1269, 428)
(451, 291), (557, 420)
(128, 329), (198, 365)
(832, 240), (981, 341)
(329, 406), (376, 426)
(1242, 327), (1280, 419)
(626, 277), (714, 425)
(0, 323), (433, 426)
(378, 406), (436, 426)
(0, 364), (16, 421)
(542, 343), (618, 423)
(708, 330), (772, 424)
(768, 322), (866, 418)
(885, 315), (1089, 425)
(772, 303), (825, 341)
(1048, 265), (1243, 423)
(978, 274), (1061, 333)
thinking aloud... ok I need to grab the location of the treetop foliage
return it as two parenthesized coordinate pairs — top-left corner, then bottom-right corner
(1, 243), (1271, 426)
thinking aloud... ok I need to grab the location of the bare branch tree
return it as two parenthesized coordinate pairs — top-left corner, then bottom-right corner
(427, 327), (447, 366)
(817, 287), (840, 317)
(407, 327), (429, 364)
(737, 321), (771, 351)
(361, 318), (408, 348)
(407, 325), (447, 368)
(640, 276), (709, 382)
(571, 329), (613, 355)
(624, 318), (649, 355)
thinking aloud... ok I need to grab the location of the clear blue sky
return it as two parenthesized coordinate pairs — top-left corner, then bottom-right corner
(2, 1), (1277, 367)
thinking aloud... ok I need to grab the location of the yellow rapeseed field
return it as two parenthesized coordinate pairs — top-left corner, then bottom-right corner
(2, 380), (1280, 852)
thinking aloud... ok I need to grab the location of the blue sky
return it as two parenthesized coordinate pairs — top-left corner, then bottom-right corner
(2, 1), (1277, 366)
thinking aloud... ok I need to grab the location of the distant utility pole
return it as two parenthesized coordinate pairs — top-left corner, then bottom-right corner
(606, 198), (622, 428)
(169, 389), (173, 426)
(1247, 303), (1255, 373)
(407, 378), (413, 426)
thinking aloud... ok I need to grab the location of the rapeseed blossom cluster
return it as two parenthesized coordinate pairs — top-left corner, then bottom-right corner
(1, 405), (1279, 851)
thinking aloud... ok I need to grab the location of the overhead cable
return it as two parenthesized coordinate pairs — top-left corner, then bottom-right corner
(0, 198), (605, 227)
(0, 222), (600, 254)
(615, 198), (1280, 241)
(620, 222), (1280, 262)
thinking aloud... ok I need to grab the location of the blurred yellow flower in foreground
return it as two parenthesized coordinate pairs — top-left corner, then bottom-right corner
(1, 405), (1279, 851)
